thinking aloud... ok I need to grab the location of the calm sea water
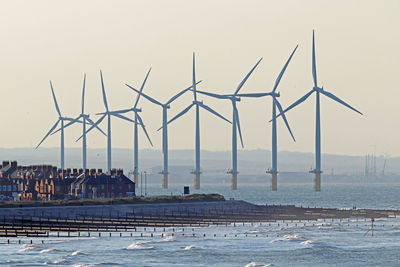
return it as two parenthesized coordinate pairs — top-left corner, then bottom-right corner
(1, 182), (400, 267)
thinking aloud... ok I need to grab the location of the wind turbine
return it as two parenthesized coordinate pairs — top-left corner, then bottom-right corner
(126, 80), (202, 189)
(36, 81), (81, 170)
(112, 68), (153, 186)
(276, 31), (362, 191)
(53, 74), (106, 170)
(244, 45), (298, 191)
(76, 70), (137, 173)
(194, 58), (266, 189)
(163, 53), (231, 189)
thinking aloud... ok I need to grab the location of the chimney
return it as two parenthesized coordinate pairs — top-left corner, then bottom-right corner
(97, 169), (102, 174)
(89, 169), (96, 176)
(2, 161), (9, 168)
(78, 168), (83, 175)
(84, 169), (89, 177)
(72, 168), (78, 175)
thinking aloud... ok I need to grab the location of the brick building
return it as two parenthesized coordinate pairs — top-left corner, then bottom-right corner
(0, 161), (135, 201)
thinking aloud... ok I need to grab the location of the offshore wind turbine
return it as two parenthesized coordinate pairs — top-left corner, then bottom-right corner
(241, 45), (298, 190)
(194, 58), (266, 189)
(126, 81), (201, 189)
(163, 53), (231, 189)
(53, 74), (106, 170)
(113, 68), (153, 186)
(36, 81), (81, 170)
(77, 70), (136, 173)
(276, 31), (362, 191)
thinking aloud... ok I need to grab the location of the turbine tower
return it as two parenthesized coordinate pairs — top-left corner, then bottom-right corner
(194, 58), (266, 189)
(53, 74), (106, 170)
(164, 53), (231, 189)
(77, 70), (137, 173)
(126, 81), (201, 189)
(113, 68), (153, 186)
(36, 81), (81, 170)
(277, 31), (362, 191)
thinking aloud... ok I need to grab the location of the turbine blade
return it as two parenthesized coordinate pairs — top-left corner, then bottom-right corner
(199, 103), (231, 124)
(272, 45), (298, 93)
(82, 74), (86, 114)
(49, 81), (61, 117)
(274, 98), (296, 142)
(195, 89), (229, 99)
(76, 114), (106, 142)
(52, 115), (81, 135)
(192, 52), (197, 101)
(35, 120), (60, 149)
(126, 84), (162, 106)
(134, 68), (151, 109)
(318, 89), (363, 115)
(86, 117), (107, 136)
(312, 30), (317, 87)
(234, 105), (244, 148)
(64, 117), (82, 123)
(166, 81), (202, 105)
(275, 89), (314, 120)
(110, 107), (133, 114)
(158, 103), (195, 131)
(136, 114), (153, 146)
(236, 92), (272, 98)
(100, 70), (109, 111)
(110, 112), (136, 123)
(235, 57), (263, 95)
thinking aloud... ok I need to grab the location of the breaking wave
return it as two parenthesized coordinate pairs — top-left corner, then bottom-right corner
(126, 241), (154, 250)
(244, 262), (273, 267)
(71, 250), (85, 256)
(40, 248), (56, 253)
(184, 245), (196, 250)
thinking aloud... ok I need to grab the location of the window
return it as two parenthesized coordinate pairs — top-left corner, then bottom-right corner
(101, 185), (104, 190)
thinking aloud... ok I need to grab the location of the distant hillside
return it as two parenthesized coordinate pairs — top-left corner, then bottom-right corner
(0, 148), (396, 182)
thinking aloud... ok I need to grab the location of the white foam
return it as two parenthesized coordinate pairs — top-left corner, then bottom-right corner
(244, 262), (273, 267)
(160, 235), (177, 242)
(53, 259), (68, 264)
(184, 245), (195, 250)
(18, 244), (40, 252)
(300, 239), (317, 245)
(126, 242), (154, 250)
(40, 248), (56, 254)
(270, 233), (304, 243)
(71, 250), (85, 256)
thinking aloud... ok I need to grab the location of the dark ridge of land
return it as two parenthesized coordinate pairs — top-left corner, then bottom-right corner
(0, 194), (225, 208)
(0, 198), (398, 237)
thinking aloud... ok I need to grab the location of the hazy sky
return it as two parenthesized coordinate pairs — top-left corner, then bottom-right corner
(1, 0), (399, 157)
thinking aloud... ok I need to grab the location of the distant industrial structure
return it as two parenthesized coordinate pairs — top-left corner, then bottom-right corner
(0, 161), (135, 201)
(35, 30), (362, 192)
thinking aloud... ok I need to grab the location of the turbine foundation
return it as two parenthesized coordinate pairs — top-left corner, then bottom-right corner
(162, 173), (168, 189)
(231, 173), (237, 190)
(193, 173), (200, 189)
(133, 173), (139, 188)
(271, 173), (277, 191)
(313, 172), (321, 191)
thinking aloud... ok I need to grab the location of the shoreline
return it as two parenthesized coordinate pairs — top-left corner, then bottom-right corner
(0, 196), (398, 237)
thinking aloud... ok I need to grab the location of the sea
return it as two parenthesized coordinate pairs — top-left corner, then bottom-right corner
(1, 182), (400, 267)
